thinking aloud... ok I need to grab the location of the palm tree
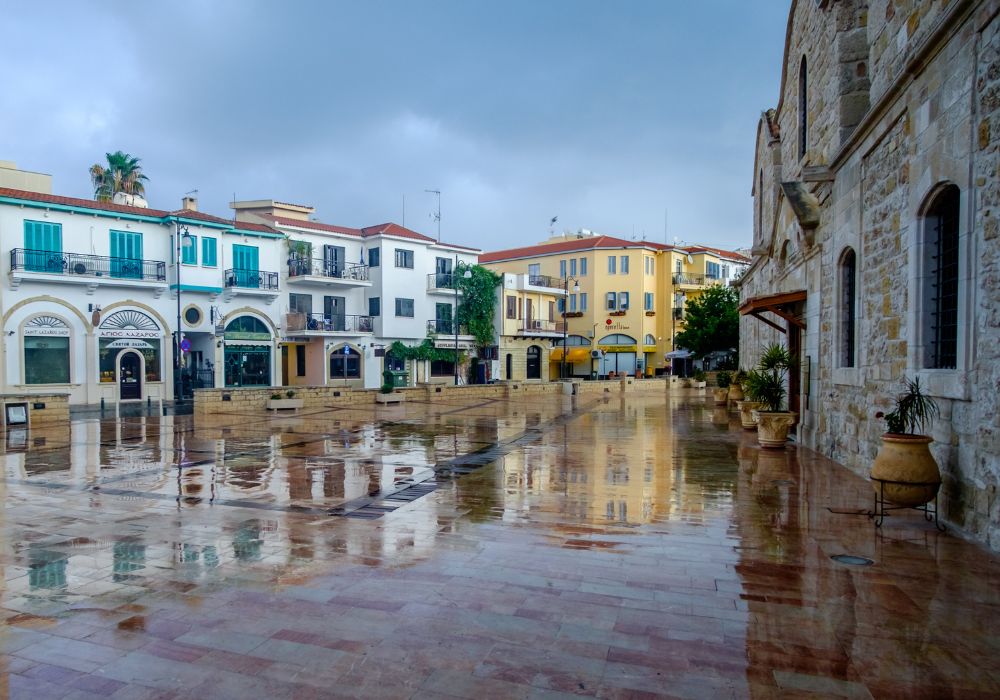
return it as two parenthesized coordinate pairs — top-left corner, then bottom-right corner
(89, 151), (149, 202)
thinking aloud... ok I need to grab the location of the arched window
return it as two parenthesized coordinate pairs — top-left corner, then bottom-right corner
(526, 346), (541, 379)
(644, 334), (656, 346)
(552, 334), (590, 347)
(798, 57), (808, 160)
(23, 315), (71, 384)
(330, 345), (361, 379)
(839, 248), (857, 367)
(224, 316), (270, 337)
(922, 185), (960, 369)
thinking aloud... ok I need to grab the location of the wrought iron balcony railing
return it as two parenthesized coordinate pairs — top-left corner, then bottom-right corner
(286, 312), (373, 333)
(427, 272), (458, 290)
(10, 248), (167, 281)
(288, 258), (369, 281)
(427, 319), (469, 335)
(225, 268), (279, 290)
(518, 319), (564, 333)
(672, 273), (705, 286)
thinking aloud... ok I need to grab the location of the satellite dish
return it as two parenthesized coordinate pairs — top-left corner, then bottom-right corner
(686, 254), (694, 264)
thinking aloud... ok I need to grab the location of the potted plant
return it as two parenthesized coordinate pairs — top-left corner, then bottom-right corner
(267, 389), (304, 411)
(692, 369), (707, 389)
(744, 344), (797, 448)
(376, 368), (404, 404)
(713, 371), (731, 405)
(728, 369), (747, 406)
(871, 377), (940, 507)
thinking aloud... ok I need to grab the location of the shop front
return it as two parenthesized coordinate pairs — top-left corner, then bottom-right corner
(224, 316), (273, 387)
(97, 310), (164, 401)
(597, 333), (637, 377)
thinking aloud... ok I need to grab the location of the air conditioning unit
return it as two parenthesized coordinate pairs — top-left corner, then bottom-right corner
(531, 320), (542, 329)
(591, 350), (600, 359)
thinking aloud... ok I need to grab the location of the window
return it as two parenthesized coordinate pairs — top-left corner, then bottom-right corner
(606, 292), (617, 310)
(368, 247), (380, 267)
(184, 307), (201, 325)
(620, 256), (629, 274)
(109, 230), (143, 279)
(369, 297), (380, 317)
(548, 300), (555, 320)
(506, 296), (517, 319)
(645, 334), (656, 346)
(182, 234), (198, 264)
(580, 293), (588, 311)
(557, 298), (565, 313)
(922, 185), (960, 369)
(799, 56), (808, 160)
(570, 259), (577, 276)
(430, 359), (455, 376)
(395, 298), (414, 317)
(618, 292), (629, 309)
(394, 249), (414, 268)
(560, 260), (567, 278)
(23, 220), (63, 272)
(296, 345), (306, 377)
(24, 336), (70, 384)
(722, 264), (730, 279)
(839, 248), (857, 368)
(289, 293), (312, 315)
(528, 263), (540, 277)
(330, 346), (361, 379)
(675, 259), (682, 274)
(608, 256), (616, 274)
(569, 294), (577, 312)
(526, 346), (541, 379)
(580, 258), (587, 275)
(706, 262), (720, 279)
(99, 338), (161, 382)
(201, 237), (217, 266)
(644, 292), (654, 311)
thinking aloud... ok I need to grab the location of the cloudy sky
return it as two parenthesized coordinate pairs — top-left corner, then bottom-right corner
(3, 1), (789, 251)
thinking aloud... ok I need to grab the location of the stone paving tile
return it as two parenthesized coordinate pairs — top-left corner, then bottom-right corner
(3, 394), (1000, 699)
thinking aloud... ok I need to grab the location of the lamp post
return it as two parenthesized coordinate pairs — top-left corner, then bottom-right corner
(453, 256), (472, 385)
(560, 276), (580, 380)
(174, 224), (191, 404)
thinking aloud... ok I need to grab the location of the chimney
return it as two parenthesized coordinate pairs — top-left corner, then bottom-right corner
(182, 196), (198, 211)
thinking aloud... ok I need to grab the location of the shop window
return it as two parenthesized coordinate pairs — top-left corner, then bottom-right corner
(99, 338), (161, 382)
(24, 336), (70, 384)
(330, 346), (360, 379)
(430, 359), (454, 376)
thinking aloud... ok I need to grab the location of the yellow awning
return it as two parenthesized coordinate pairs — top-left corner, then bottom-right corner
(550, 347), (591, 362)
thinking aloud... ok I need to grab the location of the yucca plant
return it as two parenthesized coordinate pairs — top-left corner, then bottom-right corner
(743, 368), (786, 412)
(877, 377), (939, 435)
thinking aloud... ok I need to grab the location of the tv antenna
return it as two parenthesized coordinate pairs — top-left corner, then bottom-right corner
(425, 189), (441, 241)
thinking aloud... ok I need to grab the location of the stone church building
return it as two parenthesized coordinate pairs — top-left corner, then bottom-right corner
(738, 0), (999, 547)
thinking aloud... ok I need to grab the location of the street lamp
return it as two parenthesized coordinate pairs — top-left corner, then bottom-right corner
(560, 276), (580, 380)
(174, 224), (192, 405)
(454, 256), (472, 385)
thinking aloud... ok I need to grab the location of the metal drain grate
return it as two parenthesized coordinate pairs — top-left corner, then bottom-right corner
(830, 554), (874, 566)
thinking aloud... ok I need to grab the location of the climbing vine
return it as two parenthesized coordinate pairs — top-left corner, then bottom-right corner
(454, 264), (502, 349)
(388, 339), (464, 363)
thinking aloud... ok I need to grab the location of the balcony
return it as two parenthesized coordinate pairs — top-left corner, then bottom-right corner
(426, 319), (469, 335)
(672, 273), (706, 287)
(223, 268), (279, 303)
(287, 258), (371, 288)
(427, 272), (464, 294)
(9, 249), (168, 294)
(286, 312), (373, 336)
(516, 319), (565, 337)
(427, 319), (476, 350)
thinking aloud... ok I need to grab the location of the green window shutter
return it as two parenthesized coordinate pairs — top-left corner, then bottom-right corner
(202, 237), (217, 266)
(182, 234), (198, 264)
(110, 230), (143, 278)
(24, 220), (63, 272)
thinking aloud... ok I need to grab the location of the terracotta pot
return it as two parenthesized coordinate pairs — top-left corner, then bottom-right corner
(712, 388), (729, 405)
(727, 384), (744, 404)
(755, 411), (797, 448)
(736, 400), (762, 430)
(870, 434), (940, 507)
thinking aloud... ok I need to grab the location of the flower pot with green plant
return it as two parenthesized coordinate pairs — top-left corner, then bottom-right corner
(744, 344), (797, 448)
(713, 370), (731, 405)
(728, 369), (747, 405)
(871, 377), (940, 507)
(376, 368), (404, 404)
(267, 389), (303, 411)
(692, 368), (707, 390)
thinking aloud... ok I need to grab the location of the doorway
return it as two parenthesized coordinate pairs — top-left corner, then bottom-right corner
(119, 351), (142, 399)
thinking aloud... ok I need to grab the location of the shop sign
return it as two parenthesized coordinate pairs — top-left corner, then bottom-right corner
(600, 345), (637, 352)
(433, 338), (475, 351)
(99, 329), (161, 339)
(106, 339), (154, 349)
(225, 331), (271, 341)
(603, 320), (631, 331)
(24, 327), (70, 337)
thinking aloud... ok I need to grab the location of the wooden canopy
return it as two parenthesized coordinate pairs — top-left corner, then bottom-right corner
(739, 290), (807, 334)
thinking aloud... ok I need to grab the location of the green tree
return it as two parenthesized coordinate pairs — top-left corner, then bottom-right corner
(89, 151), (149, 202)
(454, 264), (502, 350)
(674, 284), (740, 359)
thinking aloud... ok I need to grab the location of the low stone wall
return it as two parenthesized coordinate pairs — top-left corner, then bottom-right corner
(0, 392), (70, 427)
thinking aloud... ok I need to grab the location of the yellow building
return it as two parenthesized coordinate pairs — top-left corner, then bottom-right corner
(493, 272), (565, 381)
(481, 232), (749, 377)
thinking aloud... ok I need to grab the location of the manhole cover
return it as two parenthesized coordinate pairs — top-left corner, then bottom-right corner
(830, 554), (874, 566)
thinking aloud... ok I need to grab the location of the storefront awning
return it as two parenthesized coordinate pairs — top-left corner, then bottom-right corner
(550, 347), (591, 363)
(739, 290), (807, 333)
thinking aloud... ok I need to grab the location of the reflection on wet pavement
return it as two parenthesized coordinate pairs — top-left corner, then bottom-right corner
(2, 392), (998, 698)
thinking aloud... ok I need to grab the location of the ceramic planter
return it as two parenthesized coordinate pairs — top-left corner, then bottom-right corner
(736, 400), (763, 430)
(712, 388), (729, 405)
(727, 384), (744, 406)
(754, 411), (797, 448)
(267, 398), (303, 411)
(375, 392), (405, 405)
(870, 434), (940, 507)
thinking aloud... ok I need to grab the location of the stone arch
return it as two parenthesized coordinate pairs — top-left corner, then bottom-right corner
(17, 311), (75, 386)
(222, 307), (277, 335)
(2, 295), (91, 331)
(98, 300), (170, 334)
(328, 342), (363, 381)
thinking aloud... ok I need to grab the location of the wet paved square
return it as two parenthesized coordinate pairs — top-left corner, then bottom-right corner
(2, 391), (999, 698)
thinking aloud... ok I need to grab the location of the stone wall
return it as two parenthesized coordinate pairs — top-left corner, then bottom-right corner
(0, 392), (70, 428)
(742, 1), (1000, 548)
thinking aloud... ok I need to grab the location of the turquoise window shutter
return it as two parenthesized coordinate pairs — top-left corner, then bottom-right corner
(182, 234), (198, 264)
(202, 237), (217, 266)
(24, 220), (63, 272)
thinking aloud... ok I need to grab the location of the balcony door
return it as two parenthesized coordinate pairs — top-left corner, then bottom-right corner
(232, 244), (259, 288)
(324, 295), (345, 331)
(436, 303), (452, 334)
(24, 220), (63, 273)
(435, 257), (452, 287)
(323, 245), (345, 277)
(526, 299), (534, 329)
(110, 230), (143, 279)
